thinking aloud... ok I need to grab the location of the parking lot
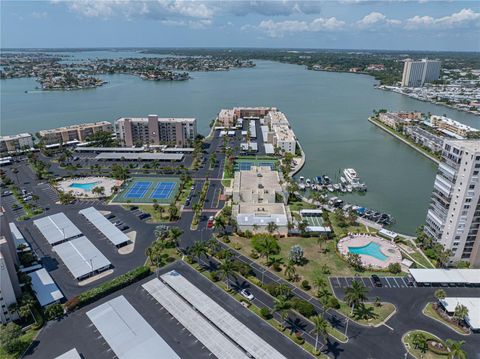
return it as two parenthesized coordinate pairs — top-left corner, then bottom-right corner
(330, 275), (413, 289)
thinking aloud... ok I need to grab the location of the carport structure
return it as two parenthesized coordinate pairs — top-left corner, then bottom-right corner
(33, 212), (82, 245)
(409, 269), (480, 286)
(53, 236), (111, 280)
(79, 207), (129, 247)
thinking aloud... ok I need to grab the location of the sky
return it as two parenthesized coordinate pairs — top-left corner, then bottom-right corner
(1, 1), (479, 51)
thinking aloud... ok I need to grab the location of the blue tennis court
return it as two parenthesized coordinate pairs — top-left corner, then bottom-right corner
(125, 181), (151, 199)
(150, 182), (176, 199)
(238, 162), (253, 171)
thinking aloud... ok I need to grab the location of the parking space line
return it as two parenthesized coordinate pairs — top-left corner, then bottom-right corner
(394, 277), (404, 288)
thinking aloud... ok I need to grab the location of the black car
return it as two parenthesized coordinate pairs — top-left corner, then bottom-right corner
(106, 214), (116, 219)
(138, 213), (151, 220)
(119, 225), (130, 231)
(371, 275), (382, 287)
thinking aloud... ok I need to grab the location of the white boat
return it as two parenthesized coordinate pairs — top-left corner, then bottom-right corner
(299, 183), (306, 190)
(340, 177), (347, 184)
(299, 176), (305, 183)
(346, 185), (353, 193)
(333, 184), (340, 191)
(327, 185), (334, 192)
(343, 168), (361, 187)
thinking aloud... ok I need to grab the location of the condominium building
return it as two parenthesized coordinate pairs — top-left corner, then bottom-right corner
(0, 236), (20, 324)
(38, 121), (113, 145)
(401, 59), (441, 87)
(115, 115), (197, 147)
(217, 107), (277, 127)
(403, 126), (444, 153)
(430, 115), (479, 139)
(232, 166), (290, 235)
(424, 140), (480, 267)
(0, 133), (34, 154)
(272, 125), (296, 154)
(378, 112), (420, 130)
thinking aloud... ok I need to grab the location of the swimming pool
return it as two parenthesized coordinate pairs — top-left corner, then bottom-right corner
(348, 242), (388, 261)
(69, 182), (99, 191)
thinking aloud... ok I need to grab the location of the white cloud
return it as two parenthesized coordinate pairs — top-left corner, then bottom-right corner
(356, 12), (401, 28)
(405, 8), (480, 29)
(253, 17), (345, 37)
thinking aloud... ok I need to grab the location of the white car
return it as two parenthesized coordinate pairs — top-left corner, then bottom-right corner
(240, 289), (254, 301)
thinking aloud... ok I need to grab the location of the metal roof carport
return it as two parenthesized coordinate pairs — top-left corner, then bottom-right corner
(28, 268), (64, 307)
(54, 348), (82, 359)
(95, 152), (183, 161)
(440, 297), (480, 330)
(79, 207), (129, 247)
(53, 236), (111, 280)
(86, 296), (180, 359)
(409, 269), (480, 285)
(33, 213), (82, 245)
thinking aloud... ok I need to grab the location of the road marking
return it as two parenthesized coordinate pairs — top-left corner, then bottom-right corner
(383, 323), (394, 331)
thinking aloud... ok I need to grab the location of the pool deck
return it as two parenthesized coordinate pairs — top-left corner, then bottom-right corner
(57, 177), (122, 198)
(338, 234), (402, 270)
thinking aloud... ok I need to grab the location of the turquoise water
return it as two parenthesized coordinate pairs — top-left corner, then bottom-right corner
(348, 242), (388, 261)
(69, 182), (99, 191)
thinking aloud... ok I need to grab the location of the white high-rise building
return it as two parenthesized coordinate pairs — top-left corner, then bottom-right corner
(424, 140), (480, 267)
(401, 59), (441, 87)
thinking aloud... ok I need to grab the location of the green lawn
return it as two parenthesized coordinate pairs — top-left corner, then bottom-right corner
(422, 303), (469, 335)
(289, 200), (317, 212)
(402, 330), (448, 359)
(136, 205), (171, 223)
(228, 235), (397, 325)
(338, 302), (396, 326)
(0, 327), (40, 359)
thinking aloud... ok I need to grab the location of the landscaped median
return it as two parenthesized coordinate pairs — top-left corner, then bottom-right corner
(402, 330), (451, 359)
(422, 303), (471, 336)
(63, 266), (151, 311)
(337, 301), (396, 327)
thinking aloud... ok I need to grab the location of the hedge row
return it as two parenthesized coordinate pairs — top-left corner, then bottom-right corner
(64, 266), (151, 311)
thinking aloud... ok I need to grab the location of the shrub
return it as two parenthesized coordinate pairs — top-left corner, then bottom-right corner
(289, 245), (305, 265)
(0, 322), (23, 354)
(250, 250), (259, 259)
(293, 332), (305, 345)
(291, 298), (316, 318)
(44, 303), (64, 320)
(260, 307), (272, 319)
(65, 266), (150, 311)
(210, 271), (219, 282)
(301, 280), (311, 290)
(388, 262), (401, 274)
(328, 297), (340, 309)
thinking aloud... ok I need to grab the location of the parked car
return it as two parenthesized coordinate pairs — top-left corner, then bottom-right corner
(240, 289), (254, 301)
(371, 274), (382, 287)
(129, 206), (138, 211)
(191, 185), (195, 191)
(185, 198), (191, 206)
(119, 225), (130, 231)
(138, 213), (151, 220)
(207, 216), (214, 228)
(106, 214), (116, 219)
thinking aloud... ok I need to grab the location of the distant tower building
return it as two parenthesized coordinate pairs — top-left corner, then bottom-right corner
(401, 59), (441, 87)
(0, 237), (20, 324)
(424, 140), (480, 267)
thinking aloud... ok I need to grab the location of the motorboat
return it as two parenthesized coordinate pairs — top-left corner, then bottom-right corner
(340, 176), (347, 184)
(327, 185), (334, 192)
(343, 168), (361, 187)
(346, 185), (353, 192)
(333, 184), (340, 191)
(306, 179), (311, 188)
(323, 175), (331, 185)
(299, 176), (305, 183)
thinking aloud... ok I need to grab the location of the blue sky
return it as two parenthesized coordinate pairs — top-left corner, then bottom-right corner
(1, 1), (479, 51)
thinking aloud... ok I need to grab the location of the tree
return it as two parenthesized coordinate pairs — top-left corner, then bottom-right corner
(44, 303), (64, 320)
(317, 288), (332, 314)
(446, 339), (467, 359)
(190, 241), (207, 264)
(411, 332), (428, 353)
(167, 226), (183, 246)
(344, 280), (368, 314)
(311, 315), (329, 353)
(273, 295), (291, 329)
(0, 322), (22, 354)
(154, 225), (169, 241)
(168, 204), (179, 220)
(298, 220), (308, 236)
(387, 262), (401, 274)
(267, 221), (278, 235)
(251, 234), (280, 263)
(353, 304), (377, 320)
(288, 245), (304, 264)
(434, 289), (446, 303)
(111, 164), (129, 180)
(218, 258), (236, 291)
(284, 260), (296, 281)
(313, 275), (327, 291)
(206, 238), (219, 256)
(317, 234), (328, 253)
(453, 304), (469, 324)
(346, 253), (364, 271)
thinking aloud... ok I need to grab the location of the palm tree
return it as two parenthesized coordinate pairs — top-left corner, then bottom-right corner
(344, 280), (368, 314)
(411, 332), (428, 353)
(218, 258), (236, 291)
(353, 304), (377, 320)
(215, 215), (227, 234)
(268, 256), (284, 271)
(154, 225), (168, 241)
(434, 289), (446, 303)
(190, 241), (207, 264)
(168, 204), (178, 220)
(205, 238), (219, 256)
(317, 288), (332, 314)
(453, 304), (469, 324)
(317, 234), (328, 253)
(284, 260), (296, 281)
(313, 275), (327, 291)
(267, 221), (278, 235)
(311, 315), (329, 353)
(168, 226), (183, 245)
(446, 339), (467, 359)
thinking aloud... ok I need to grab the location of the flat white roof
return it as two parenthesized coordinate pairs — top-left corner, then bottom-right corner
(379, 228), (398, 239)
(162, 147), (194, 153)
(28, 268), (64, 307)
(87, 295), (180, 359)
(54, 348), (81, 359)
(441, 297), (480, 330)
(95, 152), (183, 161)
(300, 209), (323, 214)
(79, 207), (129, 246)
(143, 279), (248, 359)
(33, 213), (82, 245)
(53, 236), (111, 279)
(161, 270), (286, 359)
(409, 269), (480, 284)
(9, 222), (28, 248)
(75, 147), (145, 152)
(264, 143), (274, 154)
